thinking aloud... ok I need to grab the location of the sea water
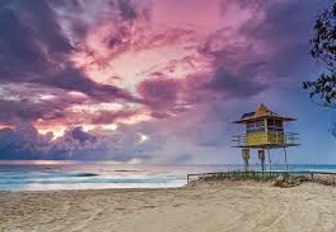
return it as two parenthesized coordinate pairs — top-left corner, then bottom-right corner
(0, 160), (335, 192)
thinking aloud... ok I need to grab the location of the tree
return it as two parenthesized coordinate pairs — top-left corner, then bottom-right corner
(303, 2), (336, 107)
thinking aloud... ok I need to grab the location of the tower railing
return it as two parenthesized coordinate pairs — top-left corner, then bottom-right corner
(232, 132), (299, 147)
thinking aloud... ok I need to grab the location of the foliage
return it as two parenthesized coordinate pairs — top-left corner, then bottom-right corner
(303, 3), (336, 107)
(199, 170), (286, 182)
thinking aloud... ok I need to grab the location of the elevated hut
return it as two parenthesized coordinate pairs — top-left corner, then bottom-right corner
(232, 104), (299, 172)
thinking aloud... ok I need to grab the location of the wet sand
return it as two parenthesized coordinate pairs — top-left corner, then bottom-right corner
(1, 181), (336, 232)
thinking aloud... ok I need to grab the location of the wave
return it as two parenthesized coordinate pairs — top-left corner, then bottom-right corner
(0, 177), (169, 185)
(113, 169), (141, 173)
(0, 172), (99, 180)
(69, 173), (99, 177)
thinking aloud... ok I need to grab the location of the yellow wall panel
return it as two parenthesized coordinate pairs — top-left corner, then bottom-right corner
(246, 132), (285, 146)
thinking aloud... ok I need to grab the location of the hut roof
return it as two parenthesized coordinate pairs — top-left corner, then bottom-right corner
(233, 104), (296, 124)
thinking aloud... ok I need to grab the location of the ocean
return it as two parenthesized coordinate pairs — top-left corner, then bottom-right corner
(1, 160), (336, 192)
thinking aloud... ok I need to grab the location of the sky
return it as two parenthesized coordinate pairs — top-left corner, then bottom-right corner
(0, 0), (335, 164)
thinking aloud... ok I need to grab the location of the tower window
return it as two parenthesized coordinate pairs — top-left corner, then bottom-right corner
(246, 120), (265, 133)
(267, 119), (283, 132)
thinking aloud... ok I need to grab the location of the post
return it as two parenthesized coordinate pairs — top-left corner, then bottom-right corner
(258, 149), (266, 173)
(242, 148), (250, 172)
(267, 148), (272, 172)
(283, 147), (288, 172)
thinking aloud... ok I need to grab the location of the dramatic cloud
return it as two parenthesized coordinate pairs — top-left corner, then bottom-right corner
(138, 77), (181, 110)
(0, 0), (331, 163)
(0, 123), (50, 159)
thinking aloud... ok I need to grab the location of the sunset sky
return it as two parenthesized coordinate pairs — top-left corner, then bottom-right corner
(0, 0), (335, 164)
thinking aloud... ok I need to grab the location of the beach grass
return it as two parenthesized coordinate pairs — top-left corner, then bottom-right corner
(190, 170), (336, 188)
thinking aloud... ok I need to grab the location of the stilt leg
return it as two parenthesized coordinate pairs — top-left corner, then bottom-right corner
(267, 148), (272, 172)
(283, 147), (288, 172)
(244, 157), (249, 172)
(242, 149), (250, 172)
(258, 150), (265, 173)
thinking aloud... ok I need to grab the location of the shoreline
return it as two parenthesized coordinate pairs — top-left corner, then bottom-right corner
(0, 186), (186, 195)
(0, 185), (186, 193)
(0, 175), (333, 193)
(1, 180), (336, 231)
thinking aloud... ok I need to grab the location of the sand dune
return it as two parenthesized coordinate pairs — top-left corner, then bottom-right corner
(1, 181), (336, 232)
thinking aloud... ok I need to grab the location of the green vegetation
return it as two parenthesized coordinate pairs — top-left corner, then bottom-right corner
(199, 170), (288, 182)
(303, 2), (336, 107)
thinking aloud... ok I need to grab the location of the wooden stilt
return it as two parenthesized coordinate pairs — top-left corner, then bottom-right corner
(258, 149), (265, 173)
(283, 147), (288, 172)
(242, 149), (250, 172)
(267, 148), (272, 172)
(244, 157), (249, 172)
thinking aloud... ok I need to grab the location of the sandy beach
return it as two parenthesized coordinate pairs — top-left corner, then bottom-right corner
(1, 181), (336, 232)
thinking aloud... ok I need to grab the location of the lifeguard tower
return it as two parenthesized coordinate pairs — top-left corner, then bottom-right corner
(232, 104), (299, 172)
